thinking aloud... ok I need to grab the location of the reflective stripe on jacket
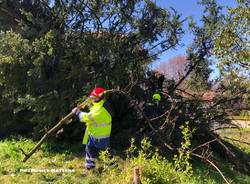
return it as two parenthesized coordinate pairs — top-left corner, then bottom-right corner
(78, 100), (112, 144)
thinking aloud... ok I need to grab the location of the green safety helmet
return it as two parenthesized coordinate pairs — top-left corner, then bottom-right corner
(152, 93), (161, 101)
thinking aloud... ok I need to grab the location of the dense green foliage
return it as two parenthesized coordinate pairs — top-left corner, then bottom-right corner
(212, 0), (250, 117)
(213, 0), (249, 77)
(0, 0), (183, 137)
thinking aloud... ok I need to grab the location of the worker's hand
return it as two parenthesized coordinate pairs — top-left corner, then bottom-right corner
(72, 107), (80, 115)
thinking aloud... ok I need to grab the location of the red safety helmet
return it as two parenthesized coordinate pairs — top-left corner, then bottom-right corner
(90, 87), (105, 98)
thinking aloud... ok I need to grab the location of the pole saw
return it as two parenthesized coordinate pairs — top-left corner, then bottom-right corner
(20, 97), (93, 162)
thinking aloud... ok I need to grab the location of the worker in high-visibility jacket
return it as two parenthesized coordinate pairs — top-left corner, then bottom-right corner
(72, 87), (114, 170)
(144, 93), (161, 118)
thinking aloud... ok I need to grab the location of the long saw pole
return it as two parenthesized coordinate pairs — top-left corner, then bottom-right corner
(20, 97), (92, 162)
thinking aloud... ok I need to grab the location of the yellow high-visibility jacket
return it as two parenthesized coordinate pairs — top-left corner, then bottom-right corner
(79, 100), (112, 144)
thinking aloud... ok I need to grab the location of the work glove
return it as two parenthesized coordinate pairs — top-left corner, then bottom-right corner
(72, 107), (80, 115)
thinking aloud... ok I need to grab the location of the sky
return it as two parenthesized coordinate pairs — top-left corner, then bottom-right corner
(151, 0), (237, 78)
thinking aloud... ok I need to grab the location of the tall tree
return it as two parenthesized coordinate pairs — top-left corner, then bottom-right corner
(0, 0), (184, 137)
(156, 55), (187, 80)
(155, 55), (212, 92)
(213, 0), (249, 115)
(213, 0), (250, 77)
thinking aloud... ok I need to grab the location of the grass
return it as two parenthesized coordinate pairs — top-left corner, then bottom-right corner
(0, 134), (250, 184)
(0, 137), (91, 184)
(218, 128), (250, 154)
(230, 116), (250, 121)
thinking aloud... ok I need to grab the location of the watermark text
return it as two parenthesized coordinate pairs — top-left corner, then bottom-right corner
(20, 168), (75, 173)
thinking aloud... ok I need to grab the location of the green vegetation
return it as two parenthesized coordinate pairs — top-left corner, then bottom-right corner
(219, 128), (250, 154)
(173, 122), (195, 175)
(213, 0), (249, 77)
(0, 0), (249, 183)
(0, 0), (183, 138)
(230, 115), (250, 121)
(0, 136), (250, 184)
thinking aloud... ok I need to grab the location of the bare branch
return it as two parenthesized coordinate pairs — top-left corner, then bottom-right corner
(191, 153), (231, 184)
(191, 139), (217, 152)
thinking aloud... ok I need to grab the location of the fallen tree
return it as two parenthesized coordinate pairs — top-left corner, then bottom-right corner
(106, 74), (250, 184)
(2, 0), (249, 182)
